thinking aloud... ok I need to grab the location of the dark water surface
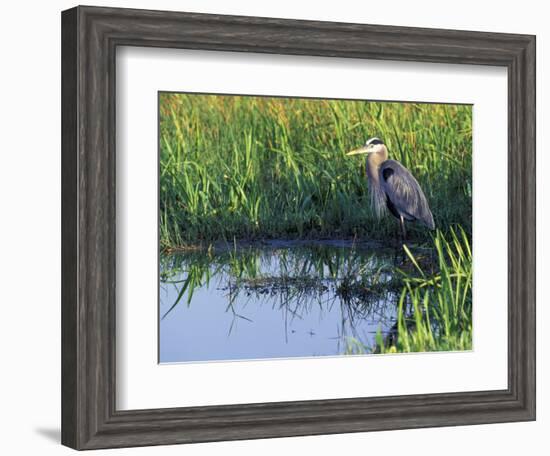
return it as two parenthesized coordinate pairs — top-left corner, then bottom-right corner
(159, 241), (401, 363)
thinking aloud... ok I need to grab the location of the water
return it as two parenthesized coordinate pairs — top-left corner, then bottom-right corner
(159, 241), (400, 363)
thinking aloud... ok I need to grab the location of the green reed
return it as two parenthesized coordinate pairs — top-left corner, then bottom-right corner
(374, 227), (472, 353)
(159, 93), (472, 248)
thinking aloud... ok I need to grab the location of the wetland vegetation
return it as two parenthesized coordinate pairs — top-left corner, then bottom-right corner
(158, 93), (473, 361)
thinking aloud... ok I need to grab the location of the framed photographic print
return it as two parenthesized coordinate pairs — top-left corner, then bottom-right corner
(61, 5), (536, 450)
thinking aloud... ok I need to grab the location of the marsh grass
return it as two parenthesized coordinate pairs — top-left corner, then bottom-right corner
(375, 227), (473, 353)
(159, 93), (472, 248)
(159, 93), (473, 356)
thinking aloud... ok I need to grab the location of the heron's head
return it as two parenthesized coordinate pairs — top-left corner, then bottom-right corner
(346, 137), (387, 158)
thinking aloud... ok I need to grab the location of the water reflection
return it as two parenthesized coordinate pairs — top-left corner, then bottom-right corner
(159, 241), (402, 363)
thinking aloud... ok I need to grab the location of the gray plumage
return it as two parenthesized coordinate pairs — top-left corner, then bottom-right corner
(379, 160), (435, 229)
(347, 137), (435, 237)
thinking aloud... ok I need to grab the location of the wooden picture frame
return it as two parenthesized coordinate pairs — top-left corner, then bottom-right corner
(61, 5), (536, 450)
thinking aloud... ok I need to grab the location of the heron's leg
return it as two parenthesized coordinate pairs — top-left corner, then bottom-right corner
(392, 217), (404, 265)
(394, 216), (409, 264)
(400, 215), (407, 244)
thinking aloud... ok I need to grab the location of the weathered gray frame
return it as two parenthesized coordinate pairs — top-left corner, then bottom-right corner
(61, 5), (536, 450)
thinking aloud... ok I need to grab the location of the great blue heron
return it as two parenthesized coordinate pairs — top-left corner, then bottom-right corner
(347, 137), (435, 242)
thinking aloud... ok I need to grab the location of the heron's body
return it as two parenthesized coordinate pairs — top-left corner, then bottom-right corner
(368, 158), (435, 229)
(347, 137), (435, 240)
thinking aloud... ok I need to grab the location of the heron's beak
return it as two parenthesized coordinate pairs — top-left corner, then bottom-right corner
(346, 146), (369, 156)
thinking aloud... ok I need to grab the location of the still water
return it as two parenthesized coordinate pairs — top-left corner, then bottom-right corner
(159, 241), (400, 363)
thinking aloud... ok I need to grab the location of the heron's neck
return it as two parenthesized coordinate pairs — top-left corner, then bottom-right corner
(365, 152), (386, 182)
(365, 151), (387, 218)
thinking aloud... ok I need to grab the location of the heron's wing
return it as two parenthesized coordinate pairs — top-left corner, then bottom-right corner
(379, 160), (435, 229)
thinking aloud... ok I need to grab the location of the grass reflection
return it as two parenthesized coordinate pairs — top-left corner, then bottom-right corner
(161, 229), (472, 356)
(161, 241), (400, 353)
